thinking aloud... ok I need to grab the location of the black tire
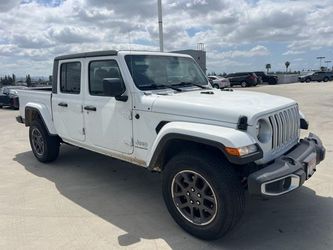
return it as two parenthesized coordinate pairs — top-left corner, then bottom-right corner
(162, 151), (245, 240)
(306, 78), (311, 83)
(323, 77), (329, 82)
(213, 84), (220, 89)
(240, 81), (247, 87)
(269, 79), (277, 85)
(29, 120), (60, 163)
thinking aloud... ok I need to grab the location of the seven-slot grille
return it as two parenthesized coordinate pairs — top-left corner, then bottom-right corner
(268, 105), (299, 150)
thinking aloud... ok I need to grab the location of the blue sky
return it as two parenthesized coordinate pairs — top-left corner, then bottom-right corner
(0, 0), (332, 76)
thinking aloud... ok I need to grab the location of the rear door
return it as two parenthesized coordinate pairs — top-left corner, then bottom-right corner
(52, 60), (85, 142)
(234, 73), (244, 84)
(312, 72), (320, 81)
(227, 74), (236, 85)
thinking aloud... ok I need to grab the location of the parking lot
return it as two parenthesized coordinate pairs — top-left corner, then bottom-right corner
(0, 82), (332, 250)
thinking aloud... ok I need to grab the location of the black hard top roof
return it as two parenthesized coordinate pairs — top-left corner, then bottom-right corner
(54, 50), (118, 61)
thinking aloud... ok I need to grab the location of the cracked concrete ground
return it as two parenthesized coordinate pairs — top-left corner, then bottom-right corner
(0, 82), (332, 249)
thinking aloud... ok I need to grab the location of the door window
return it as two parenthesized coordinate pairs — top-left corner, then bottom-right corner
(89, 60), (124, 96)
(60, 62), (81, 94)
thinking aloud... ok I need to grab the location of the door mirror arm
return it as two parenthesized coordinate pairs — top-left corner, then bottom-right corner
(115, 95), (128, 102)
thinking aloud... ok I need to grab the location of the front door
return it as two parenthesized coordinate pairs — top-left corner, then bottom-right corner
(52, 60), (85, 142)
(83, 58), (133, 154)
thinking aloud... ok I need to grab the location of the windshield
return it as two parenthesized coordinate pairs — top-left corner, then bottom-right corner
(125, 55), (208, 90)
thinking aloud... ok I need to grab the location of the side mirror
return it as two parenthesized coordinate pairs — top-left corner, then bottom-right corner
(103, 78), (126, 99)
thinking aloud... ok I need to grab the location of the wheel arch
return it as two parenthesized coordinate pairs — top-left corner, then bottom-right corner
(148, 134), (226, 171)
(147, 122), (262, 171)
(25, 104), (57, 135)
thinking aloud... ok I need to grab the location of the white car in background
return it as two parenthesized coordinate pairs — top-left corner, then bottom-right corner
(208, 75), (230, 89)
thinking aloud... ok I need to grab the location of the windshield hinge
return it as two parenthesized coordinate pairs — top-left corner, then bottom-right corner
(237, 116), (248, 131)
(129, 111), (133, 120)
(82, 128), (86, 135)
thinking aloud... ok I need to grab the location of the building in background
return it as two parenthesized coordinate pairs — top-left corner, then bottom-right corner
(172, 43), (207, 73)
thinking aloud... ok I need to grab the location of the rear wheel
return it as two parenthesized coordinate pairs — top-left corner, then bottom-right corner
(269, 79), (277, 85)
(162, 151), (245, 240)
(306, 78), (311, 83)
(240, 81), (247, 87)
(323, 77), (329, 82)
(213, 84), (220, 89)
(29, 120), (60, 163)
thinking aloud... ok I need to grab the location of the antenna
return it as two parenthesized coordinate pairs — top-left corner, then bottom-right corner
(157, 0), (164, 52)
(128, 30), (132, 51)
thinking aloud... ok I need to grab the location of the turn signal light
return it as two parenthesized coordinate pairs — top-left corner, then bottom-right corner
(225, 144), (258, 157)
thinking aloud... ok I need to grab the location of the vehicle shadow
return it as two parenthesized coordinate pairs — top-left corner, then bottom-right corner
(14, 145), (333, 250)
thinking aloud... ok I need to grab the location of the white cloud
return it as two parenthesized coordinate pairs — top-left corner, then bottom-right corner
(209, 45), (270, 60)
(0, 0), (332, 75)
(283, 50), (305, 56)
(49, 26), (102, 44)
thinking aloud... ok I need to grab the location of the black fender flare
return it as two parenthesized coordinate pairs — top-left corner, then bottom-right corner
(148, 133), (263, 170)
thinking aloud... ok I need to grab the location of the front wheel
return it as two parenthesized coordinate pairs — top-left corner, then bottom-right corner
(306, 78), (311, 83)
(240, 81), (247, 87)
(323, 77), (329, 82)
(162, 151), (245, 240)
(29, 120), (60, 163)
(213, 84), (220, 89)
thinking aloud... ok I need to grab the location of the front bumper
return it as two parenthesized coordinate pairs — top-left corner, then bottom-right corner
(248, 133), (325, 197)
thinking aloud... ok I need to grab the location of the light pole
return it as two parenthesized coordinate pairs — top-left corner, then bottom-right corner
(316, 56), (325, 69)
(157, 0), (164, 52)
(325, 60), (331, 70)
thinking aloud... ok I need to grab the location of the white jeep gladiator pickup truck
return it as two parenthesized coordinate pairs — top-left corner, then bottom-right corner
(17, 50), (325, 240)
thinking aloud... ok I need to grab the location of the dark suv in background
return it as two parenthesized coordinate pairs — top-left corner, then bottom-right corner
(0, 86), (26, 109)
(254, 71), (278, 85)
(299, 71), (333, 82)
(226, 72), (258, 87)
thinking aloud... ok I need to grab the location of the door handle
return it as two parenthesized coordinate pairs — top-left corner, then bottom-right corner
(58, 102), (68, 107)
(84, 105), (97, 111)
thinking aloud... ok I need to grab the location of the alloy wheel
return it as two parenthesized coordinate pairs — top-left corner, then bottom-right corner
(171, 170), (218, 226)
(31, 128), (45, 157)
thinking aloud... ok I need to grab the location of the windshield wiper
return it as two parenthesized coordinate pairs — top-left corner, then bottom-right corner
(140, 83), (182, 92)
(171, 82), (210, 89)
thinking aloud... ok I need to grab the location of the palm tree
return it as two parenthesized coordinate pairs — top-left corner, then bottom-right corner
(265, 64), (271, 74)
(285, 61), (290, 72)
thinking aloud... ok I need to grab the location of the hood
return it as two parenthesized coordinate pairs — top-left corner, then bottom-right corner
(151, 89), (296, 126)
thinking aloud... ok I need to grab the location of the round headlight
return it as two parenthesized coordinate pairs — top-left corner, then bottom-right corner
(256, 119), (272, 143)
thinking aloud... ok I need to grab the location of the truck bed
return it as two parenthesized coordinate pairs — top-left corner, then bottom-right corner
(17, 88), (52, 119)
